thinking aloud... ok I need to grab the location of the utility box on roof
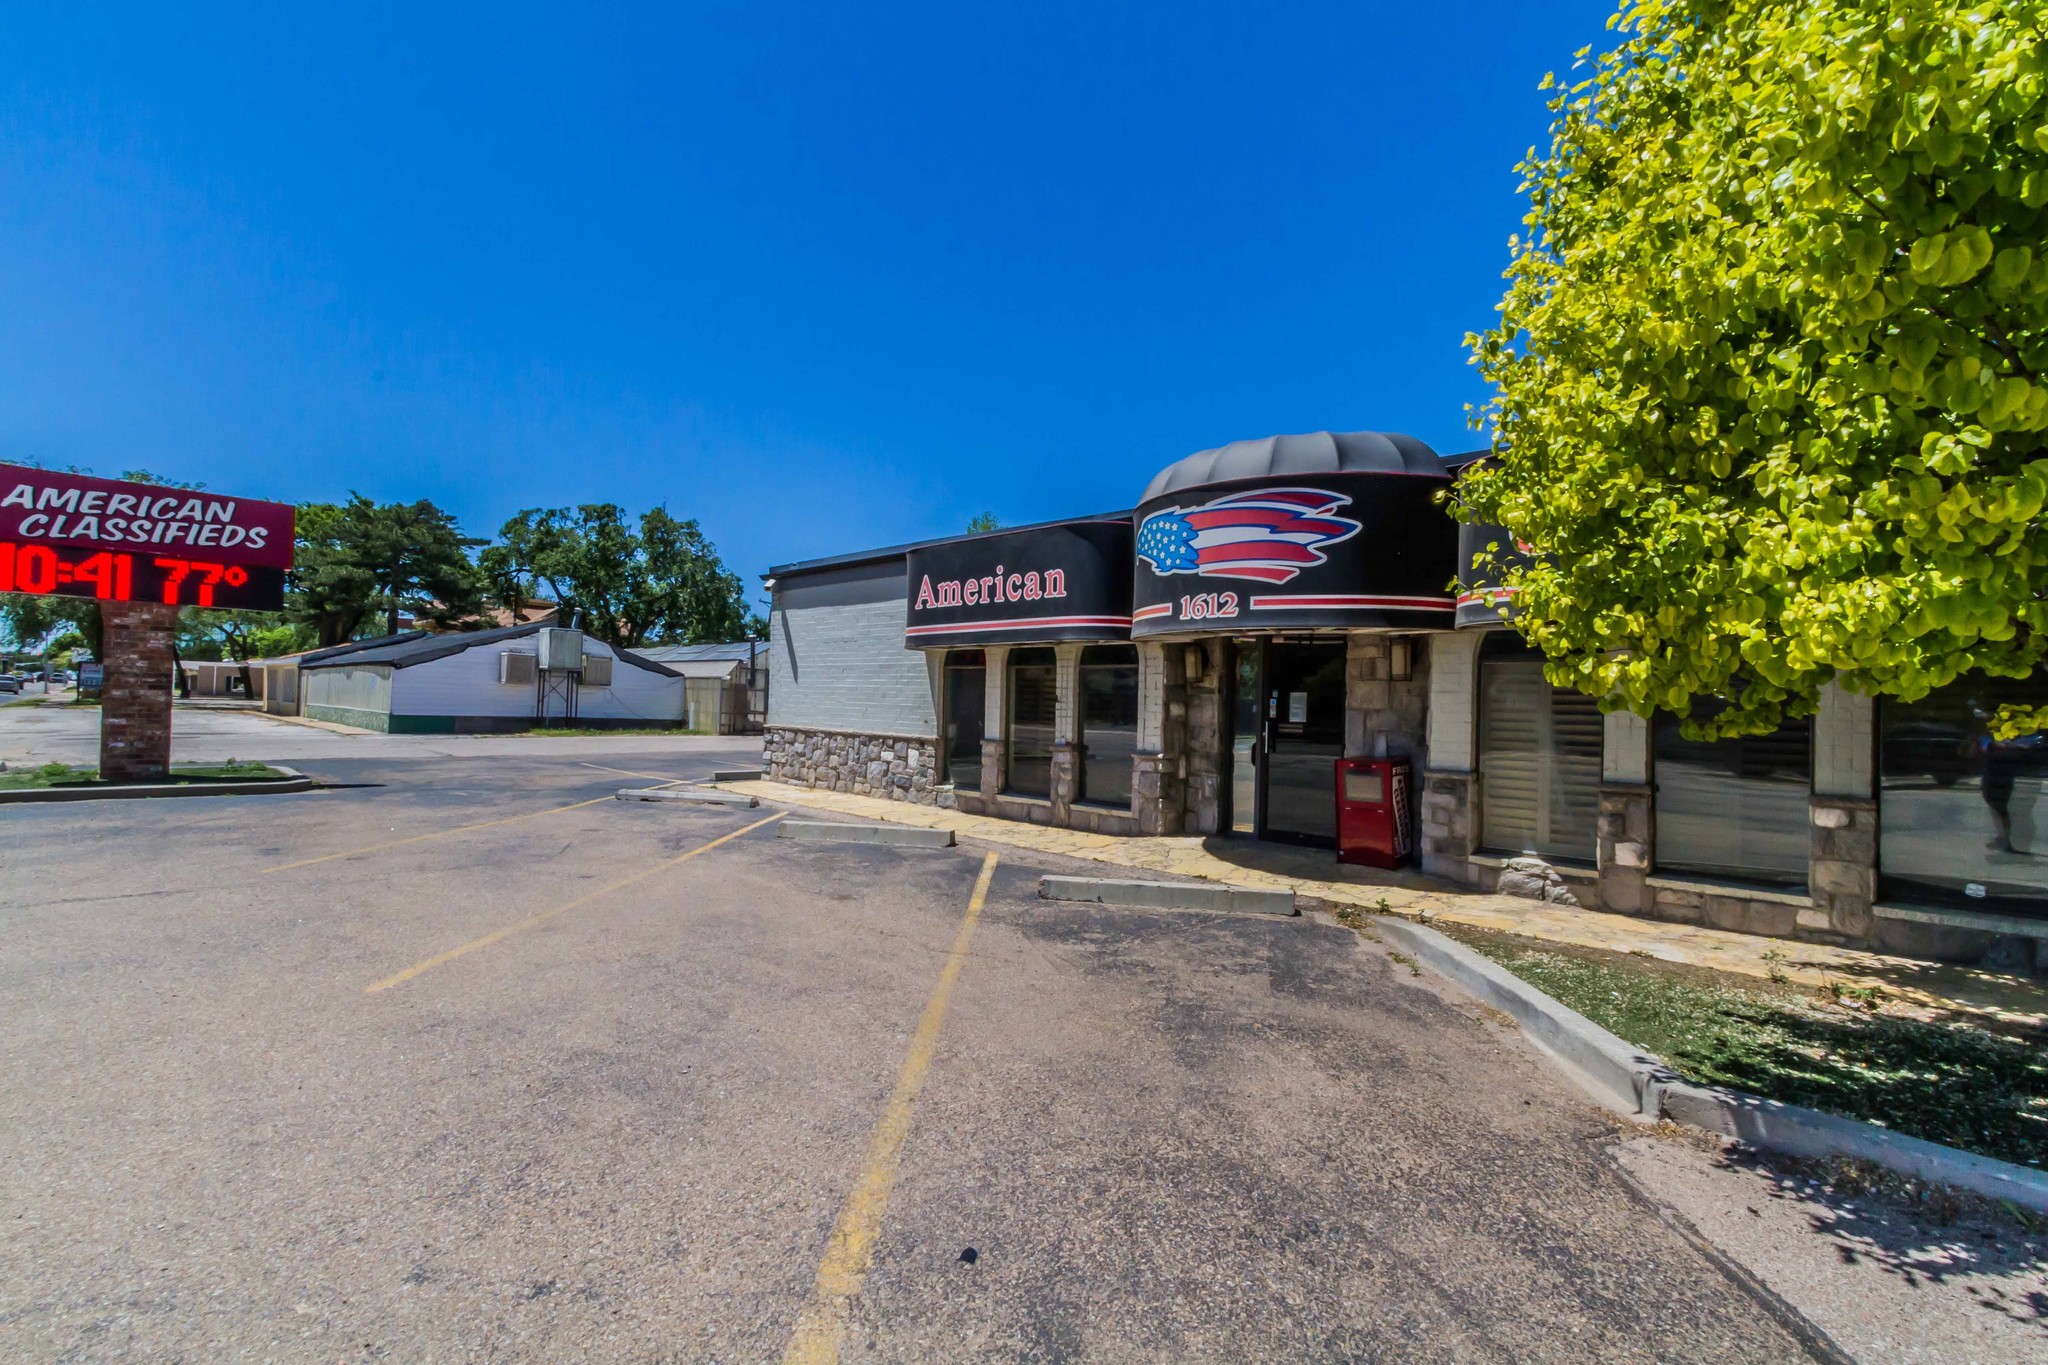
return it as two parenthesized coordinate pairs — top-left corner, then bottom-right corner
(536, 628), (585, 672)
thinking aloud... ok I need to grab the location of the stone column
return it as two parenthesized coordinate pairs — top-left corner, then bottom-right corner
(1808, 681), (1877, 941)
(1132, 641), (1184, 835)
(980, 646), (1008, 796)
(1183, 640), (1226, 834)
(1420, 771), (1477, 879)
(99, 600), (180, 782)
(1597, 709), (1652, 914)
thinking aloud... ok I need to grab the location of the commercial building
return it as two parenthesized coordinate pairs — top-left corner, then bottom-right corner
(297, 622), (685, 733)
(633, 640), (768, 734)
(764, 429), (2048, 969)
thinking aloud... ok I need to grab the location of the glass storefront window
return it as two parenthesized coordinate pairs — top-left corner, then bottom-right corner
(1653, 704), (1811, 886)
(1477, 635), (1601, 862)
(942, 650), (985, 791)
(1881, 674), (2048, 916)
(1078, 644), (1138, 807)
(1006, 647), (1057, 798)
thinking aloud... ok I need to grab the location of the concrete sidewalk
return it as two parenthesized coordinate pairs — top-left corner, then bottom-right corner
(720, 778), (2048, 1031)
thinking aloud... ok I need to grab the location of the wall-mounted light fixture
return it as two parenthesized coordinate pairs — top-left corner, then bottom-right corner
(1389, 639), (1413, 683)
(1183, 643), (1206, 683)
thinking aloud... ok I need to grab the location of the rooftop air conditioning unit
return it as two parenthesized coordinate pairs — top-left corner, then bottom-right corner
(536, 627), (585, 672)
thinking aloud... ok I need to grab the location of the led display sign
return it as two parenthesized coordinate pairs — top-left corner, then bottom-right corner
(0, 542), (286, 609)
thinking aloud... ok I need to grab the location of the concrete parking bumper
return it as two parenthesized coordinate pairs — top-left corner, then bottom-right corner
(616, 787), (760, 807)
(1039, 875), (1297, 917)
(778, 820), (955, 847)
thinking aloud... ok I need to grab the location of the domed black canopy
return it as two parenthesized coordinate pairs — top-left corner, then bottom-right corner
(1141, 430), (1447, 503)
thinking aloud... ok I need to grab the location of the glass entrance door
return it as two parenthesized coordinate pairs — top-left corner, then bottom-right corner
(1259, 640), (1347, 846)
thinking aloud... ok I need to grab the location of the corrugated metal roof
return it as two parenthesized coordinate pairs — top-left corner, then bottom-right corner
(1141, 430), (1450, 502)
(633, 641), (764, 663)
(764, 513), (1130, 581)
(661, 658), (751, 678)
(300, 622), (681, 677)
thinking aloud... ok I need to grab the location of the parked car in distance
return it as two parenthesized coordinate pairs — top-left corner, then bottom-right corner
(0, 677), (20, 694)
(1883, 721), (1976, 787)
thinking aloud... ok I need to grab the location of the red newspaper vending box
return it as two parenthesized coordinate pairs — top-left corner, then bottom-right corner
(1335, 757), (1413, 869)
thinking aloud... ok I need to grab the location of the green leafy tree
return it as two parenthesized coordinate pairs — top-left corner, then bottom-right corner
(481, 504), (757, 647)
(1460, 0), (2048, 739)
(287, 496), (485, 645)
(967, 511), (1000, 533)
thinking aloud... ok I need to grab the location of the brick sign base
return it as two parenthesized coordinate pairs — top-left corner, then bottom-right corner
(99, 600), (180, 782)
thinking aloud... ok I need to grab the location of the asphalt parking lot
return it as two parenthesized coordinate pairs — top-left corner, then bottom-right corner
(0, 735), (1831, 1363)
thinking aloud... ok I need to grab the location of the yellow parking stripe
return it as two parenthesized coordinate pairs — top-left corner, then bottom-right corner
(782, 850), (1000, 1365)
(261, 782), (681, 874)
(362, 811), (786, 993)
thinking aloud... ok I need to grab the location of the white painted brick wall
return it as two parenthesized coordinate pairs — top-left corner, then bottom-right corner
(1814, 680), (1873, 798)
(768, 595), (937, 738)
(982, 646), (1008, 740)
(1136, 641), (1165, 751)
(1604, 710), (1650, 784)
(1425, 631), (1480, 771)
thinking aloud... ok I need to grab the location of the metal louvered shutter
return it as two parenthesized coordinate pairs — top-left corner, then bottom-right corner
(1546, 686), (1603, 859)
(1480, 656), (1601, 862)
(1480, 660), (1545, 853)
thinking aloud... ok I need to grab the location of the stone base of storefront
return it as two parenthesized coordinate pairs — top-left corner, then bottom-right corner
(1419, 769), (1475, 880)
(763, 726), (941, 804)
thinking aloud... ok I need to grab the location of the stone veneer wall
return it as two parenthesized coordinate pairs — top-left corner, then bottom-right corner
(1344, 634), (1430, 761)
(1420, 771), (1477, 880)
(763, 725), (940, 804)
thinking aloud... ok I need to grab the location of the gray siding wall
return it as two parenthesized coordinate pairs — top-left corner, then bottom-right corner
(769, 559), (936, 738)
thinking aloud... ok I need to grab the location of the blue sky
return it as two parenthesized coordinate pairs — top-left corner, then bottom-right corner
(0, 3), (1612, 603)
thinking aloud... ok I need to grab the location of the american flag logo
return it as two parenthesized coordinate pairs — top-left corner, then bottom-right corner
(1135, 487), (1362, 584)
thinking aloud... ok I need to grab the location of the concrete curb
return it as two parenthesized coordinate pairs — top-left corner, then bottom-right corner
(1371, 915), (2048, 1215)
(778, 820), (955, 848)
(0, 767), (314, 804)
(1372, 914), (1669, 1116)
(616, 788), (759, 807)
(1040, 875), (1297, 917)
(710, 768), (766, 782)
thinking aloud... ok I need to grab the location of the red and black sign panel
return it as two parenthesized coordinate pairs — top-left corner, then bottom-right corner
(1131, 471), (1456, 637)
(905, 519), (1133, 649)
(1454, 519), (1533, 629)
(0, 463), (295, 611)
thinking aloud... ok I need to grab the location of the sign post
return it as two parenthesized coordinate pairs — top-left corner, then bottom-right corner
(0, 464), (294, 781)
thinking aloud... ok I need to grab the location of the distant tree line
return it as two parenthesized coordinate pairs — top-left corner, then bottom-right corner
(0, 474), (763, 665)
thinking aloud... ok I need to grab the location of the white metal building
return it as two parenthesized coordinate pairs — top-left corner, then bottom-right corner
(298, 623), (685, 733)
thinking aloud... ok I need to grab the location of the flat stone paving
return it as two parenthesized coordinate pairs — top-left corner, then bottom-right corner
(720, 780), (2048, 1031)
(0, 747), (1816, 1360)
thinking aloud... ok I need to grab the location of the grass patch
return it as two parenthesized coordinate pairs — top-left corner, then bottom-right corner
(1438, 923), (2048, 1169)
(0, 760), (289, 790)
(523, 726), (706, 737)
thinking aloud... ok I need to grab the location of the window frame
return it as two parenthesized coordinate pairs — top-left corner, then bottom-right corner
(1076, 643), (1139, 810)
(941, 649), (986, 793)
(1652, 706), (1814, 889)
(1004, 646), (1058, 799)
